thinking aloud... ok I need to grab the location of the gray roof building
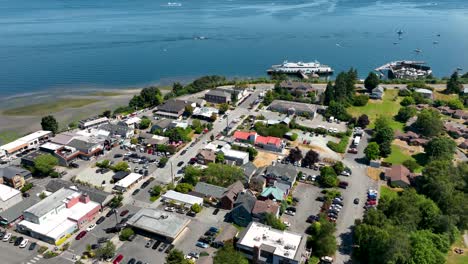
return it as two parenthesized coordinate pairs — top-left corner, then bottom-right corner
(0, 198), (39, 225)
(268, 100), (320, 116)
(192, 182), (227, 200)
(127, 208), (190, 242)
(25, 188), (77, 217)
(0, 166), (32, 180)
(99, 123), (133, 138)
(265, 165), (297, 186)
(45, 179), (113, 206)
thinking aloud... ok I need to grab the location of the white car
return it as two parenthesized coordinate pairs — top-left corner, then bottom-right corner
(164, 207), (176, 212)
(321, 256), (334, 263)
(2, 233), (11, 242)
(283, 221), (291, 228)
(19, 239), (29, 248)
(285, 210), (296, 216)
(86, 224), (96, 232)
(341, 171), (351, 176)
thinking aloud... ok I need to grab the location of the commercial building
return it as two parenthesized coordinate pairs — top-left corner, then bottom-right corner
(154, 99), (193, 119)
(233, 131), (284, 153)
(236, 221), (307, 264)
(0, 130), (52, 158)
(126, 208), (190, 243)
(222, 148), (249, 165)
(45, 179), (113, 207)
(0, 184), (22, 212)
(161, 190), (203, 207)
(99, 123), (134, 139)
(17, 187), (101, 245)
(113, 173), (144, 192)
(0, 166), (31, 189)
(204, 89), (232, 104)
(192, 107), (219, 120)
(79, 116), (109, 129)
(0, 198), (39, 227)
(268, 100), (320, 117)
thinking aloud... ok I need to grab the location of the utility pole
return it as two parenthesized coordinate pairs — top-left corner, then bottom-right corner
(170, 161), (174, 185)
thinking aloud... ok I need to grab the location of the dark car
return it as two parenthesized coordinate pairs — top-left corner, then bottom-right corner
(96, 216), (106, 225)
(128, 234), (137, 242)
(127, 258), (136, 264)
(177, 161), (184, 167)
(141, 181), (150, 189)
(76, 231), (87, 240)
(106, 209), (116, 217)
(212, 241), (225, 248)
(165, 244), (174, 253)
(70, 163), (79, 168)
(180, 149), (187, 155)
(136, 261), (143, 264)
(98, 237), (110, 243)
(132, 189), (140, 196)
(152, 240), (161, 250)
(354, 198), (360, 204)
(205, 231), (217, 237)
(91, 244), (101, 250)
(14, 237), (24, 246)
(28, 242), (37, 250)
(212, 208), (220, 215)
(114, 154), (123, 158)
(145, 239), (154, 248)
(120, 210), (129, 217)
(316, 196), (325, 202)
(22, 192), (30, 198)
(307, 215), (319, 223)
(187, 211), (197, 217)
(120, 217), (129, 225)
(158, 243), (168, 252)
(144, 170), (149, 176)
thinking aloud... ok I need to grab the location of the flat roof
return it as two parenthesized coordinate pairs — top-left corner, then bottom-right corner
(223, 149), (249, 159)
(238, 222), (303, 261)
(114, 173), (142, 189)
(25, 188), (77, 217)
(0, 184), (21, 202)
(0, 130), (51, 153)
(162, 190), (203, 206)
(40, 142), (62, 151)
(127, 208), (190, 239)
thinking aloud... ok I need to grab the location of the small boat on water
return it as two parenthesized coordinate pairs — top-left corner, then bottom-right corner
(433, 41), (439, 44)
(166, 2), (182, 7)
(414, 48), (422, 53)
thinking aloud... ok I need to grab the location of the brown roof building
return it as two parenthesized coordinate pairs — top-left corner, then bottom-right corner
(252, 200), (280, 221)
(385, 165), (411, 187)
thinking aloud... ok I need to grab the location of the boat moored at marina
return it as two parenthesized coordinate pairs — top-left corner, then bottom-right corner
(267, 61), (334, 77)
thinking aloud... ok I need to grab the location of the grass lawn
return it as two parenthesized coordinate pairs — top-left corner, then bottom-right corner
(348, 89), (405, 131)
(0, 130), (20, 145)
(384, 144), (413, 165)
(2, 98), (100, 116)
(447, 234), (468, 264)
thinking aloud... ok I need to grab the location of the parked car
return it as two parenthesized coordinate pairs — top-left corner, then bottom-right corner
(141, 181), (150, 189)
(354, 198), (360, 204)
(76, 231), (87, 240)
(152, 240), (161, 250)
(128, 234), (137, 242)
(114, 154), (123, 158)
(91, 244), (101, 250)
(28, 242), (37, 250)
(196, 241), (209, 248)
(127, 258), (136, 264)
(14, 237), (24, 246)
(96, 216), (106, 225)
(2, 233), (11, 242)
(307, 215), (319, 223)
(209, 227), (220, 233)
(187, 211), (197, 217)
(177, 161), (184, 167)
(145, 239), (154, 248)
(98, 237), (110, 243)
(338, 181), (349, 189)
(106, 209), (116, 217)
(120, 210), (129, 217)
(132, 189), (140, 196)
(70, 163), (79, 168)
(113, 254), (124, 264)
(158, 243), (168, 252)
(164, 207), (176, 212)
(165, 244), (174, 253)
(87, 224), (96, 231)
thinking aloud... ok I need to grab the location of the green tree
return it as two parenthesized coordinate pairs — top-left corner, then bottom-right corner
(192, 119), (202, 130)
(119, 228), (134, 241)
(373, 116), (394, 157)
(130, 137), (138, 144)
(364, 72), (380, 92)
(109, 195), (123, 208)
(191, 203), (202, 213)
(101, 110), (112, 118)
(408, 231), (448, 264)
(41, 115), (59, 134)
(111, 161), (129, 172)
(202, 163), (244, 187)
(424, 137), (456, 161)
(94, 241), (116, 260)
(357, 114), (370, 128)
(445, 71), (462, 94)
(400, 96), (415, 106)
(364, 142), (380, 160)
(183, 165), (202, 185)
(395, 106), (417, 122)
(151, 185), (163, 197)
(333, 161), (345, 174)
(184, 105), (194, 116)
(166, 249), (190, 264)
(159, 157), (168, 167)
(319, 166), (338, 187)
(174, 183), (193, 194)
(139, 118), (151, 129)
(96, 159), (110, 168)
(447, 99), (463, 110)
(307, 217), (337, 257)
(219, 103), (229, 114)
(323, 81), (334, 105)
(216, 152), (225, 163)
(325, 101), (351, 121)
(287, 147), (303, 162)
(35, 154), (58, 175)
(302, 150), (319, 167)
(413, 109), (443, 137)
(213, 243), (248, 264)
(264, 213), (287, 230)
(210, 113), (218, 122)
(353, 95), (369, 106)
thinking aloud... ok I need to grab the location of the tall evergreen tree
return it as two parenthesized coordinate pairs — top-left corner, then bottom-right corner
(445, 72), (462, 94)
(324, 81), (334, 106)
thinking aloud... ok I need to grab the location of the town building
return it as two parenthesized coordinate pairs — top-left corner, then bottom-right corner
(227, 191), (256, 227)
(222, 148), (249, 165)
(204, 89), (232, 104)
(279, 81), (320, 96)
(99, 123), (134, 139)
(216, 86), (249, 101)
(139, 132), (169, 147)
(126, 208), (190, 243)
(0, 198), (39, 227)
(17, 187), (101, 245)
(79, 116), (109, 129)
(414, 88), (434, 100)
(154, 99), (192, 119)
(251, 199), (280, 222)
(45, 179), (113, 207)
(264, 165), (297, 191)
(236, 221), (307, 264)
(233, 131), (284, 153)
(0, 130), (52, 158)
(192, 107), (219, 120)
(113, 173), (144, 192)
(259, 186), (286, 201)
(370, 86), (384, 99)
(268, 100), (319, 117)
(190, 181), (244, 210)
(196, 149), (216, 164)
(385, 165), (411, 188)
(0, 184), (22, 212)
(161, 190), (203, 207)
(0, 166), (31, 189)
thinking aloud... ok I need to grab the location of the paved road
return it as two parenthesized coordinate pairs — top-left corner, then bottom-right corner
(334, 132), (380, 264)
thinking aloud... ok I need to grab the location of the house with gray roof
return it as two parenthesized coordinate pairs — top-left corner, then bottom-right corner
(227, 190), (256, 227)
(99, 123), (134, 139)
(268, 100), (320, 117)
(265, 164), (297, 190)
(0, 166), (32, 189)
(154, 99), (192, 119)
(205, 89), (232, 104)
(191, 182), (227, 200)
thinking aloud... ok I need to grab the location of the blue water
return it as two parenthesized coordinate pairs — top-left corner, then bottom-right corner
(1, 0), (468, 96)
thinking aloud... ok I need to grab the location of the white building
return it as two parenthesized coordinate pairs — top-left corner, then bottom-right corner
(161, 190), (203, 207)
(236, 222), (307, 264)
(113, 173), (143, 192)
(0, 130), (52, 158)
(0, 184), (22, 212)
(223, 149), (249, 165)
(17, 187), (101, 245)
(79, 116), (109, 129)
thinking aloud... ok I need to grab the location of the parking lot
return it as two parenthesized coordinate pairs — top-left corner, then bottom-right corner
(295, 114), (348, 133)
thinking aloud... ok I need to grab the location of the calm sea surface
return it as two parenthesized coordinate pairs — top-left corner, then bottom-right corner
(1, 0), (468, 96)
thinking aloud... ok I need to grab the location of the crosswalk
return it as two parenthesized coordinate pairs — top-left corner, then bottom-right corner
(25, 254), (42, 264)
